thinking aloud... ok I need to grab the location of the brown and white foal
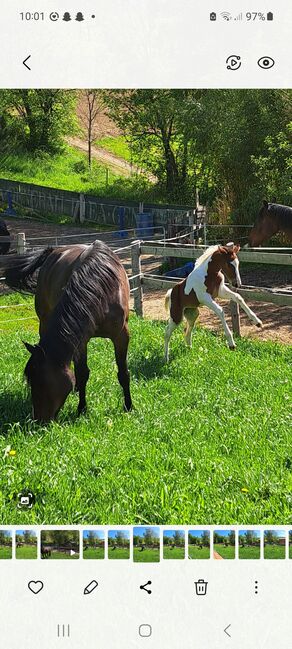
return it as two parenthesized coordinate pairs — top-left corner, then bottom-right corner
(164, 243), (262, 360)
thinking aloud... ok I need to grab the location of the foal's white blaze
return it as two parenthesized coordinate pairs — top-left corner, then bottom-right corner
(231, 258), (242, 287)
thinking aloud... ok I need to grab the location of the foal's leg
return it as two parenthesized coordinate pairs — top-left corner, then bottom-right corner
(184, 308), (199, 348)
(74, 347), (90, 414)
(113, 324), (132, 412)
(218, 284), (263, 327)
(164, 318), (179, 362)
(203, 294), (236, 349)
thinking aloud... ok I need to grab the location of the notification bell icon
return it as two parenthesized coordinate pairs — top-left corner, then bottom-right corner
(75, 12), (84, 21)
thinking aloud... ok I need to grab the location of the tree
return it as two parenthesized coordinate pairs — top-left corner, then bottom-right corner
(105, 89), (202, 200)
(201, 531), (210, 547)
(0, 89), (76, 152)
(78, 90), (105, 167)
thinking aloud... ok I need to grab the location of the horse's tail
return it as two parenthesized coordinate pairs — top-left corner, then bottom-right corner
(0, 246), (53, 293)
(165, 288), (172, 313)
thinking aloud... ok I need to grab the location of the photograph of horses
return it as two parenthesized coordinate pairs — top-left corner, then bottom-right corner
(15, 530), (37, 559)
(238, 530), (261, 560)
(188, 531), (210, 560)
(83, 530), (105, 559)
(163, 530), (185, 559)
(133, 527), (160, 563)
(108, 530), (130, 559)
(0, 88), (291, 527)
(0, 530), (12, 559)
(41, 530), (80, 559)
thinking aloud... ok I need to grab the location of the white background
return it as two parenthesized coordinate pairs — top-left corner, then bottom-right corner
(0, 0), (291, 87)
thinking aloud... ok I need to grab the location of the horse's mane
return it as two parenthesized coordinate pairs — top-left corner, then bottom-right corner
(42, 241), (125, 359)
(194, 245), (219, 269)
(268, 203), (292, 226)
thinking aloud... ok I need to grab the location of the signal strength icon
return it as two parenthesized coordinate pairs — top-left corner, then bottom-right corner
(234, 12), (243, 21)
(221, 12), (232, 21)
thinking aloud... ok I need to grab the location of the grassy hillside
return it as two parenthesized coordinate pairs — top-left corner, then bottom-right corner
(0, 295), (291, 525)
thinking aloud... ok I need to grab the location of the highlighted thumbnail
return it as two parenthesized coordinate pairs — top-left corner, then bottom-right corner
(238, 530), (261, 559)
(133, 527), (160, 562)
(163, 530), (185, 559)
(213, 530), (235, 560)
(41, 530), (80, 559)
(108, 530), (130, 560)
(0, 530), (12, 559)
(83, 530), (105, 559)
(188, 530), (210, 559)
(16, 530), (37, 559)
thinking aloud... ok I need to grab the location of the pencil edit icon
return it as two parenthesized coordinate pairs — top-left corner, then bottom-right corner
(84, 580), (98, 595)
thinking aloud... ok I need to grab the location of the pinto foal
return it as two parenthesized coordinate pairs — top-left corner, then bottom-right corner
(164, 243), (262, 360)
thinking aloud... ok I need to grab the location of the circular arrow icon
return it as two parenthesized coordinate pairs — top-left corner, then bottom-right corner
(226, 55), (242, 70)
(49, 11), (59, 21)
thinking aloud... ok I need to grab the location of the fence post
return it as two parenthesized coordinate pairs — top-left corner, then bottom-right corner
(230, 301), (241, 337)
(16, 232), (26, 254)
(131, 241), (143, 317)
(188, 210), (194, 243)
(79, 193), (86, 223)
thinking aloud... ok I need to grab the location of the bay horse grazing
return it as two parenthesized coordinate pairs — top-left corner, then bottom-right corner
(0, 240), (132, 421)
(164, 243), (262, 360)
(41, 545), (51, 559)
(0, 218), (10, 254)
(249, 200), (292, 246)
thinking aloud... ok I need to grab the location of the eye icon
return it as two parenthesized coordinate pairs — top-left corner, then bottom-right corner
(258, 56), (275, 69)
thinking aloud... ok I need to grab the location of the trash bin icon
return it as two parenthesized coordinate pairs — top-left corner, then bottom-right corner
(195, 579), (208, 596)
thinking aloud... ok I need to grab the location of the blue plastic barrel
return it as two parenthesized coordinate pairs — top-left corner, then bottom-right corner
(136, 212), (154, 238)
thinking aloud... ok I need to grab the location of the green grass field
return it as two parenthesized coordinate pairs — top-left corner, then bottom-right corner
(188, 546), (210, 560)
(83, 547), (105, 560)
(108, 547), (130, 560)
(42, 551), (79, 560)
(0, 546), (12, 559)
(95, 136), (132, 162)
(264, 544), (286, 559)
(16, 545), (37, 559)
(133, 548), (160, 563)
(213, 544), (235, 559)
(238, 546), (261, 560)
(163, 546), (185, 560)
(289, 544), (292, 559)
(0, 298), (292, 525)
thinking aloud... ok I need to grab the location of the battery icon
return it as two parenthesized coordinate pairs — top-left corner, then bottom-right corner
(267, 12), (273, 20)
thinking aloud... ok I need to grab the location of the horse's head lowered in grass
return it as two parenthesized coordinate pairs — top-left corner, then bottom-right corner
(23, 342), (75, 422)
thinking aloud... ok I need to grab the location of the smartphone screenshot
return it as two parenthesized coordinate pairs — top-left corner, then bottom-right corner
(0, 1), (291, 647)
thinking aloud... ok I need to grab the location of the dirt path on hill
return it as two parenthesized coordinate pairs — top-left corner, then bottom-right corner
(67, 136), (156, 181)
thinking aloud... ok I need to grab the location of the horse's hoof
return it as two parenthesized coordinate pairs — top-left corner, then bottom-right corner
(256, 321), (263, 328)
(124, 403), (133, 413)
(229, 345), (236, 351)
(77, 405), (87, 416)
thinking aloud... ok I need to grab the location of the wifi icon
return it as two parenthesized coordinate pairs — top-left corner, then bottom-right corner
(221, 12), (232, 21)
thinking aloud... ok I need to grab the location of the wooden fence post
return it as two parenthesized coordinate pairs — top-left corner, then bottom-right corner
(230, 301), (241, 337)
(16, 232), (26, 254)
(79, 193), (86, 223)
(188, 210), (194, 243)
(131, 241), (143, 317)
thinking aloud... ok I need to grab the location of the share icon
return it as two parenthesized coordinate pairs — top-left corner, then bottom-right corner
(140, 580), (152, 595)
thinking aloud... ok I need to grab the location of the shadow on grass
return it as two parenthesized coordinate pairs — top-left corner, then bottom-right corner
(0, 390), (32, 433)
(130, 351), (170, 380)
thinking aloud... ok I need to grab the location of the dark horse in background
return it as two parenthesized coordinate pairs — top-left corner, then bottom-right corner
(0, 218), (10, 254)
(0, 240), (132, 421)
(249, 201), (292, 246)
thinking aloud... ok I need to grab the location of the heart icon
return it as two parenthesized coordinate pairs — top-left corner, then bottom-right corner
(28, 580), (44, 595)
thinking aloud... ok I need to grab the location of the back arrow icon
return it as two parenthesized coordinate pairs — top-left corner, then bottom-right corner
(23, 55), (31, 70)
(224, 624), (231, 638)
